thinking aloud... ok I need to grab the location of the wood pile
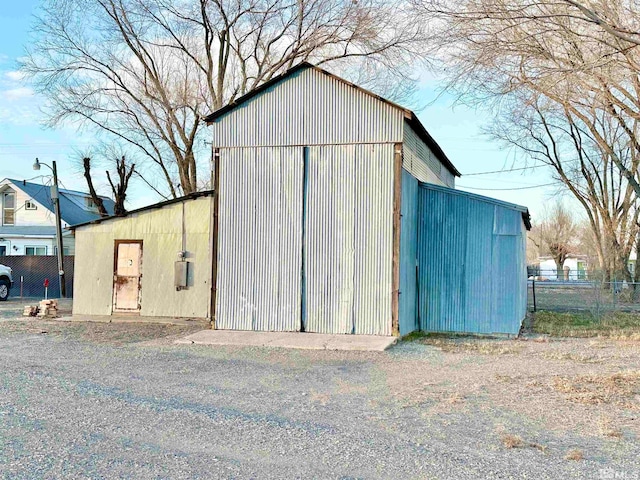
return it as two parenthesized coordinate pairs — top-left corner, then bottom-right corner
(22, 300), (59, 318)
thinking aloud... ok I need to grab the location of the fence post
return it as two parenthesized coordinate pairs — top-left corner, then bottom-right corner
(532, 278), (537, 313)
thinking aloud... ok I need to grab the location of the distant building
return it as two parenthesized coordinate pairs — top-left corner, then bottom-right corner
(0, 178), (115, 256)
(536, 256), (590, 280)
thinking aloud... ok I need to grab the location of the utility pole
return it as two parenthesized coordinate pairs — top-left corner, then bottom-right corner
(33, 158), (66, 298)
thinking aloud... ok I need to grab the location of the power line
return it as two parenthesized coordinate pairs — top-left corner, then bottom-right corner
(464, 164), (548, 176)
(457, 182), (556, 191)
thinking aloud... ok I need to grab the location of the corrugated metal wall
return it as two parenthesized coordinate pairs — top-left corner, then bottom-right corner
(211, 68), (404, 148)
(304, 144), (393, 335)
(73, 197), (213, 318)
(399, 170), (419, 335)
(215, 147), (304, 331)
(415, 184), (527, 335)
(403, 121), (455, 188)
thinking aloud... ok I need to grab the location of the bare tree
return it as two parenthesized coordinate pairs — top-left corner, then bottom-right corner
(24, 0), (427, 198)
(107, 156), (136, 215)
(414, 0), (640, 282)
(79, 152), (136, 216)
(416, 0), (640, 196)
(492, 94), (640, 282)
(530, 202), (578, 279)
(82, 158), (110, 217)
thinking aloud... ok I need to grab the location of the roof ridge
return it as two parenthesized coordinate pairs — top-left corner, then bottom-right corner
(202, 62), (460, 177)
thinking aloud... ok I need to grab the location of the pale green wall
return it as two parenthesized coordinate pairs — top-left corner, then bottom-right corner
(72, 197), (213, 318)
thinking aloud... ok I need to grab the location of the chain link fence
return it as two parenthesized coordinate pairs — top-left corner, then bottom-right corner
(527, 268), (640, 314)
(0, 256), (74, 298)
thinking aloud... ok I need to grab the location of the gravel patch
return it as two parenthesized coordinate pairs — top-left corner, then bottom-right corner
(0, 321), (638, 479)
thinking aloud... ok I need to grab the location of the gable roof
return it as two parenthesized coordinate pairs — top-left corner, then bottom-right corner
(3, 179), (116, 226)
(204, 62), (461, 178)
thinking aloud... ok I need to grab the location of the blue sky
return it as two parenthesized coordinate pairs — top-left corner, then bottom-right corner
(0, 2), (561, 220)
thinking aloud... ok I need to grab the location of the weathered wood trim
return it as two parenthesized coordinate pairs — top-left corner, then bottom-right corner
(210, 148), (221, 329)
(392, 143), (403, 336)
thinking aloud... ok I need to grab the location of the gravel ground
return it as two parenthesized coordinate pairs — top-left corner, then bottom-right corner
(0, 318), (638, 479)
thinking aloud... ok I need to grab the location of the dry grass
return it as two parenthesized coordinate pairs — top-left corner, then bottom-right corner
(541, 351), (605, 363)
(533, 311), (640, 338)
(552, 371), (640, 407)
(309, 390), (331, 406)
(334, 378), (368, 395)
(502, 434), (525, 449)
(501, 434), (546, 452)
(564, 449), (584, 461)
(447, 392), (464, 404)
(421, 338), (523, 355)
(599, 417), (624, 439)
(0, 320), (205, 345)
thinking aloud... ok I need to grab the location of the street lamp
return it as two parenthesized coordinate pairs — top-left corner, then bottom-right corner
(33, 158), (66, 298)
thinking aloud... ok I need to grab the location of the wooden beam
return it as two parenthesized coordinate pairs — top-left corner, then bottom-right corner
(210, 148), (221, 329)
(391, 143), (403, 337)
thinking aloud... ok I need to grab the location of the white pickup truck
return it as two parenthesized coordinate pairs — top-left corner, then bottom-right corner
(0, 264), (13, 301)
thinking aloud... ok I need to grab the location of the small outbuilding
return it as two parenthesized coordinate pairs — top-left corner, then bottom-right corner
(72, 63), (530, 336)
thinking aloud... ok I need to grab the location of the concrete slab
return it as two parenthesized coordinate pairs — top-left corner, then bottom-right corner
(175, 330), (397, 351)
(58, 315), (210, 327)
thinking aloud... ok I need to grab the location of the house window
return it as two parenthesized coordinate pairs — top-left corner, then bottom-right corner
(85, 197), (98, 210)
(25, 246), (47, 256)
(3, 192), (15, 225)
(25, 200), (37, 210)
(53, 246), (71, 256)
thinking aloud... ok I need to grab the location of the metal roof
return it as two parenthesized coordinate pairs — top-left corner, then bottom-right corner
(70, 190), (215, 230)
(420, 182), (531, 230)
(204, 62), (461, 178)
(0, 225), (73, 237)
(3, 179), (116, 226)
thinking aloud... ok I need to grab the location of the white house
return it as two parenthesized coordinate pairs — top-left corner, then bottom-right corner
(0, 178), (115, 256)
(538, 256), (589, 280)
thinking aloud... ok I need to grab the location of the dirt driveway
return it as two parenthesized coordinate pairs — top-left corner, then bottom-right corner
(0, 296), (72, 319)
(0, 317), (638, 478)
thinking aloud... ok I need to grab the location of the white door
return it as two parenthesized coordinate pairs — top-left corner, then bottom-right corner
(113, 241), (142, 313)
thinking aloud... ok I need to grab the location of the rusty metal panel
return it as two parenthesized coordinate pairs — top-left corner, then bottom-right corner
(403, 121), (454, 188)
(304, 144), (393, 335)
(211, 68), (404, 148)
(215, 147), (303, 331)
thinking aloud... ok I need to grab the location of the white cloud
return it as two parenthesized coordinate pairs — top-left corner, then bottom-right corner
(2, 87), (34, 100)
(5, 70), (24, 81)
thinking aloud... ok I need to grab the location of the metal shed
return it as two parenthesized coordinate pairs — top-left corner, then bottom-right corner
(399, 176), (531, 336)
(72, 193), (214, 318)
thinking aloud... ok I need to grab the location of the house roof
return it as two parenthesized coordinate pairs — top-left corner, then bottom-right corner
(0, 225), (73, 237)
(2, 179), (116, 226)
(70, 190), (214, 230)
(420, 182), (531, 230)
(204, 62), (461, 178)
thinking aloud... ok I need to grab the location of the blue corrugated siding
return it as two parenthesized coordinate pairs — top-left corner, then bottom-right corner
(399, 169), (419, 335)
(416, 184), (527, 335)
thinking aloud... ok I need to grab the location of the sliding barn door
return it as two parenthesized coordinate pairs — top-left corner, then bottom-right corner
(215, 147), (303, 331)
(304, 144), (393, 335)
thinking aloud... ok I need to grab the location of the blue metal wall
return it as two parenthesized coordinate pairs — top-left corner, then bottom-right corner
(399, 170), (419, 335)
(405, 183), (527, 335)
